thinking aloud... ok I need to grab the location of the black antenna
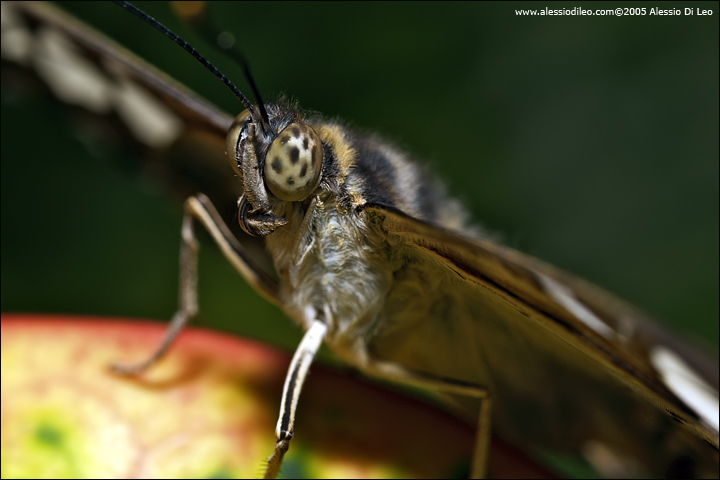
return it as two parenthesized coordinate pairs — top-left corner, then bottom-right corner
(113, 1), (263, 126)
(175, 4), (270, 127)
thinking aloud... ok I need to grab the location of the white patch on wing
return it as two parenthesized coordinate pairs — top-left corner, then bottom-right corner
(582, 440), (641, 478)
(34, 28), (112, 114)
(650, 346), (720, 433)
(1, 3), (32, 63)
(1, 10), (181, 149)
(537, 273), (614, 338)
(111, 75), (182, 148)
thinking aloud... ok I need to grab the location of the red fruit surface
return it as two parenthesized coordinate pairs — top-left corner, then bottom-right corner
(2, 314), (479, 478)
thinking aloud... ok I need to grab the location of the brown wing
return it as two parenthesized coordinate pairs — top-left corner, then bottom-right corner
(2, 1), (273, 267)
(2, 1), (231, 135)
(363, 202), (719, 477)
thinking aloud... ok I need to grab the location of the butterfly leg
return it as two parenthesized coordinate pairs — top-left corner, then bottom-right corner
(111, 193), (280, 374)
(362, 358), (491, 479)
(264, 319), (328, 479)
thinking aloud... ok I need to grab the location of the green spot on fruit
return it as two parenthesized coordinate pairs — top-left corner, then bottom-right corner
(207, 467), (233, 478)
(282, 454), (310, 479)
(35, 423), (63, 447)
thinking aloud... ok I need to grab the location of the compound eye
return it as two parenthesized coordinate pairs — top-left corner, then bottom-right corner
(225, 110), (251, 179)
(264, 123), (323, 201)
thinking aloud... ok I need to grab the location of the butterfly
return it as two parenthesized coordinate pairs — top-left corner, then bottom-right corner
(2, 2), (718, 478)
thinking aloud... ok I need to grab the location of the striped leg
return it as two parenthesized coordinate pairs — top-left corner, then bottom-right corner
(264, 320), (328, 479)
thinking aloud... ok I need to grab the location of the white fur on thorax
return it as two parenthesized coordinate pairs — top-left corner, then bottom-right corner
(265, 193), (391, 362)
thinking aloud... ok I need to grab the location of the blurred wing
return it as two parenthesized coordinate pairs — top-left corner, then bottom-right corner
(2, 1), (231, 138)
(2, 1), (271, 266)
(363, 202), (719, 476)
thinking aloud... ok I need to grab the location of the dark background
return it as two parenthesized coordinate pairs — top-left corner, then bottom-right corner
(3, 2), (718, 359)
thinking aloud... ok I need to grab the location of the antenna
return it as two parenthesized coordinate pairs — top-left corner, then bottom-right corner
(173, 3), (270, 127)
(113, 1), (266, 128)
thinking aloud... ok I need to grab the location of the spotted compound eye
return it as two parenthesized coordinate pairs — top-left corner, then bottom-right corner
(264, 123), (323, 201)
(225, 110), (250, 179)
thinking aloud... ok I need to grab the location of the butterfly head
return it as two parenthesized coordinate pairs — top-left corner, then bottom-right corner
(226, 104), (324, 236)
